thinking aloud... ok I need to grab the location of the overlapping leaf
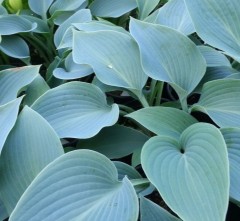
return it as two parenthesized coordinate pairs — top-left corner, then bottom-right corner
(184, 0), (240, 62)
(78, 125), (148, 159)
(0, 97), (23, 155)
(221, 128), (240, 203)
(0, 107), (64, 213)
(127, 107), (197, 138)
(0, 65), (40, 105)
(73, 29), (148, 99)
(191, 79), (240, 127)
(31, 81), (119, 138)
(89, 0), (137, 18)
(28, 0), (54, 18)
(129, 18), (206, 100)
(142, 123), (229, 221)
(136, 0), (160, 20)
(10, 150), (139, 221)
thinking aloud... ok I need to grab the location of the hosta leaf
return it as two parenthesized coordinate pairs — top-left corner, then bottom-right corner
(10, 150), (139, 221)
(49, 0), (86, 15)
(140, 197), (181, 221)
(221, 128), (240, 203)
(0, 15), (37, 35)
(0, 199), (8, 221)
(142, 123), (229, 221)
(198, 46), (231, 67)
(0, 35), (29, 59)
(31, 81), (119, 139)
(53, 52), (93, 80)
(54, 9), (92, 48)
(136, 0), (160, 20)
(155, 0), (195, 35)
(0, 65), (40, 105)
(0, 97), (23, 155)
(130, 19), (206, 100)
(21, 15), (49, 33)
(28, 0), (54, 18)
(191, 79), (240, 127)
(73, 30), (148, 98)
(77, 125), (148, 159)
(0, 107), (64, 213)
(127, 107), (197, 138)
(184, 0), (240, 62)
(89, 0), (137, 18)
(23, 75), (50, 106)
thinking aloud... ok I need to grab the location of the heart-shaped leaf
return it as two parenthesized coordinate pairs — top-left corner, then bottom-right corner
(28, 0), (54, 18)
(89, 0), (137, 18)
(73, 29), (148, 100)
(141, 123), (229, 221)
(155, 0), (195, 35)
(191, 79), (240, 127)
(127, 107), (197, 138)
(0, 107), (64, 213)
(136, 0), (160, 20)
(31, 81), (119, 138)
(184, 0), (240, 62)
(0, 97), (23, 155)
(0, 65), (40, 105)
(77, 125), (148, 159)
(140, 197), (181, 221)
(221, 128), (240, 204)
(10, 150), (139, 221)
(129, 18), (206, 104)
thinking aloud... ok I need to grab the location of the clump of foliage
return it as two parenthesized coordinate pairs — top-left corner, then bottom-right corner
(0, 0), (240, 220)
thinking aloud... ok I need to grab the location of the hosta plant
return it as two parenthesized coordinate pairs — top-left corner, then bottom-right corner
(0, 0), (240, 220)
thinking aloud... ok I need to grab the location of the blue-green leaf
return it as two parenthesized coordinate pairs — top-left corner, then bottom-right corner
(89, 0), (137, 18)
(0, 199), (8, 221)
(0, 107), (64, 213)
(0, 15), (37, 35)
(0, 65), (40, 105)
(136, 0), (160, 20)
(31, 82), (119, 139)
(184, 0), (240, 62)
(155, 0), (195, 35)
(191, 79), (240, 127)
(221, 128), (240, 204)
(28, 0), (54, 18)
(10, 150), (139, 221)
(127, 107), (197, 138)
(140, 197), (181, 221)
(73, 30), (148, 99)
(0, 35), (29, 59)
(0, 97), (23, 155)
(130, 18), (206, 100)
(78, 125), (148, 159)
(142, 123), (229, 221)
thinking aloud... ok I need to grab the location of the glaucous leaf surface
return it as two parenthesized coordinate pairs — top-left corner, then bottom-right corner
(140, 197), (181, 221)
(21, 15), (50, 33)
(10, 150), (139, 221)
(73, 29), (148, 99)
(136, 0), (160, 20)
(184, 0), (240, 62)
(31, 81), (119, 139)
(141, 123), (229, 221)
(77, 125), (148, 159)
(129, 18), (206, 100)
(0, 65), (40, 105)
(221, 128), (240, 203)
(191, 79), (240, 127)
(0, 35), (29, 59)
(0, 199), (8, 221)
(0, 15), (37, 35)
(28, 0), (54, 18)
(127, 107), (197, 138)
(198, 45), (231, 67)
(89, 0), (137, 18)
(0, 107), (64, 213)
(53, 52), (93, 80)
(155, 0), (195, 35)
(54, 9), (92, 48)
(0, 97), (23, 155)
